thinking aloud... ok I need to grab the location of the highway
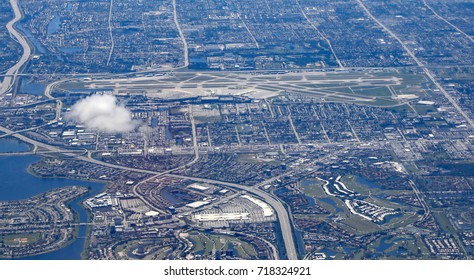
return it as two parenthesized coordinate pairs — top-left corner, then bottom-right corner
(0, 120), (299, 259)
(237, 13), (260, 49)
(0, 124), (161, 175)
(131, 106), (201, 213)
(0, 0), (31, 95)
(106, 0), (115, 66)
(43, 79), (65, 121)
(0, 122), (53, 140)
(356, 0), (474, 129)
(126, 107), (300, 259)
(408, 180), (430, 222)
(167, 173), (298, 260)
(172, 0), (189, 68)
(296, 0), (344, 69)
(422, 0), (473, 44)
(1, 0), (471, 262)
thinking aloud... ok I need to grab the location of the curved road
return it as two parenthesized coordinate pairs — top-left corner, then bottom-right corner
(167, 173), (298, 260)
(43, 80), (65, 121)
(130, 106), (201, 214)
(0, 120), (298, 259)
(1, 0), (31, 96)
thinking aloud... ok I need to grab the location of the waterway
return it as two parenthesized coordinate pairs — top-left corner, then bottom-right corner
(356, 175), (385, 190)
(375, 236), (404, 254)
(300, 178), (344, 213)
(320, 197), (344, 213)
(0, 138), (105, 259)
(46, 15), (61, 35)
(19, 78), (47, 95)
(0, 137), (31, 153)
(15, 22), (46, 54)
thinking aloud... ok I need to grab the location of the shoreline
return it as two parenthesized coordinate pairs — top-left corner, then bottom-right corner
(25, 159), (110, 185)
(80, 204), (94, 260)
(27, 161), (109, 260)
(0, 137), (34, 153)
(0, 187), (89, 259)
(0, 153), (109, 259)
(28, 162), (110, 259)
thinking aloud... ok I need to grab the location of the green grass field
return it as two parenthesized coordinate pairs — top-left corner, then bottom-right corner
(188, 231), (258, 259)
(0, 233), (41, 246)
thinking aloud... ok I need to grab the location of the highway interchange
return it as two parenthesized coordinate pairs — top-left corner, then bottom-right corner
(1, 0), (472, 261)
(0, 0), (31, 96)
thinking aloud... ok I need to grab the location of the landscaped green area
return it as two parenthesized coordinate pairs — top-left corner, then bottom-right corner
(300, 175), (421, 236)
(113, 239), (172, 260)
(55, 70), (434, 111)
(187, 231), (258, 259)
(0, 233), (41, 246)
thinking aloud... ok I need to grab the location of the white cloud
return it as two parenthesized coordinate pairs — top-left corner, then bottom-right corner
(65, 94), (138, 133)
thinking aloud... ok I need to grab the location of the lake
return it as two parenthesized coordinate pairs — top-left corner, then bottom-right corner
(0, 138), (105, 259)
